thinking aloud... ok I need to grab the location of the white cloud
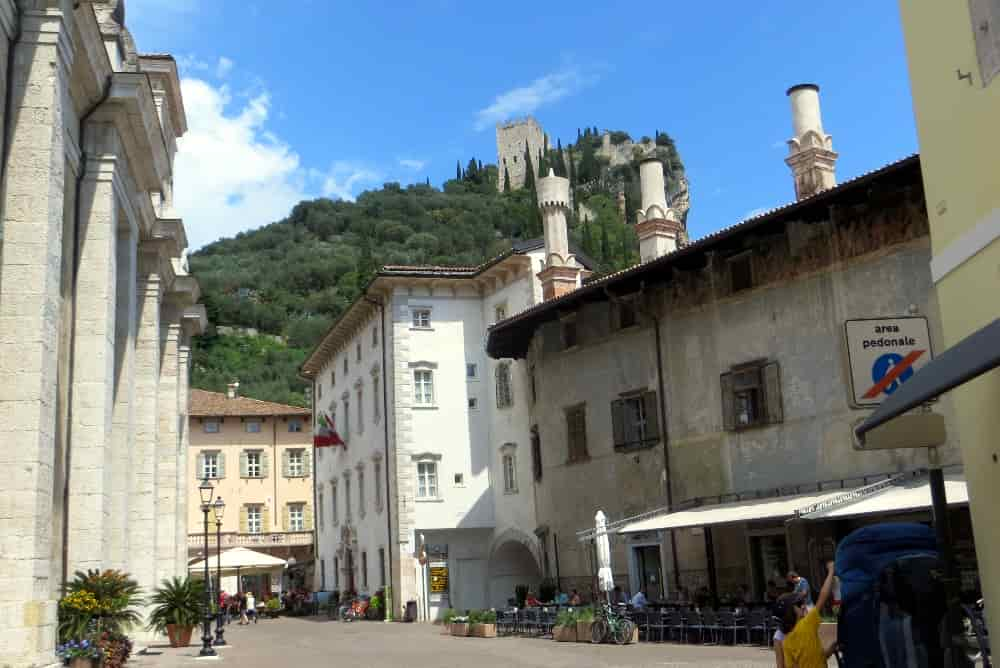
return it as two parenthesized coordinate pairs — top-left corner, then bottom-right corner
(321, 163), (381, 201)
(398, 158), (427, 171)
(474, 66), (597, 131)
(215, 56), (234, 79)
(743, 207), (770, 220)
(176, 54), (209, 74)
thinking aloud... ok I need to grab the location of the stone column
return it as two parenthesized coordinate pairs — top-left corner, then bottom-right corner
(175, 334), (192, 575)
(129, 249), (162, 631)
(155, 303), (182, 584)
(0, 7), (74, 666)
(109, 223), (138, 571)
(67, 124), (122, 573)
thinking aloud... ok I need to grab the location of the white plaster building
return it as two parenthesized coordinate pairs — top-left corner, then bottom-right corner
(0, 2), (204, 665)
(301, 234), (591, 619)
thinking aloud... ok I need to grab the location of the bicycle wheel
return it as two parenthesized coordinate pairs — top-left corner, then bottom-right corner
(613, 620), (635, 645)
(591, 619), (608, 644)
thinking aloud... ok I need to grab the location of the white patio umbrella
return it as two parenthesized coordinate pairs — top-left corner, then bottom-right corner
(188, 547), (287, 574)
(595, 510), (614, 602)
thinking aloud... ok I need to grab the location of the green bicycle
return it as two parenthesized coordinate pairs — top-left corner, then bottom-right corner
(590, 602), (636, 645)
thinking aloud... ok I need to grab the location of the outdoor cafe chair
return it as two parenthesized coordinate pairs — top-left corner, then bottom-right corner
(716, 609), (749, 645)
(665, 608), (686, 642)
(539, 608), (556, 637)
(700, 608), (721, 644)
(746, 607), (770, 645)
(685, 610), (706, 643)
(497, 609), (517, 636)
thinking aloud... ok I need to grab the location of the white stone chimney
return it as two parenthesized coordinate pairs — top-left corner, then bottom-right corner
(785, 83), (838, 200)
(226, 381), (239, 399)
(634, 157), (682, 263)
(536, 169), (581, 300)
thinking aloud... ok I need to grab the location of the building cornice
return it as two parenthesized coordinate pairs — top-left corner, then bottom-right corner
(138, 54), (187, 136)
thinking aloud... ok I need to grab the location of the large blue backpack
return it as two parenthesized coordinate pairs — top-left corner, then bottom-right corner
(836, 523), (946, 668)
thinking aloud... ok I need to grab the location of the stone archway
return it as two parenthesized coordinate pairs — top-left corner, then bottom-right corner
(487, 528), (543, 608)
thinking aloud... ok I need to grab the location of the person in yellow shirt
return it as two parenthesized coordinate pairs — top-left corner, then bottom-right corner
(778, 560), (837, 668)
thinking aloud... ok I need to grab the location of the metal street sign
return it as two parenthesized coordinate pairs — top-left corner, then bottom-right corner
(845, 317), (933, 407)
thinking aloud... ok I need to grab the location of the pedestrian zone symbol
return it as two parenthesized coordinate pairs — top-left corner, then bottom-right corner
(845, 317), (932, 407)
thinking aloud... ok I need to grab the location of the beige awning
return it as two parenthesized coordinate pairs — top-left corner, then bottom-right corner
(798, 472), (968, 521)
(188, 547), (287, 574)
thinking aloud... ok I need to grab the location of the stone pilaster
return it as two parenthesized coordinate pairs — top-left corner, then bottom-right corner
(175, 335), (192, 575)
(0, 6), (75, 667)
(155, 304), (182, 584)
(129, 250), (162, 633)
(67, 125), (122, 573)
(108, 223), (137, 571)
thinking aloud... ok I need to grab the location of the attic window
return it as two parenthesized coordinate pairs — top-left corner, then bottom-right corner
(561, 315), (578, 350)
(729, 253), (753, 293)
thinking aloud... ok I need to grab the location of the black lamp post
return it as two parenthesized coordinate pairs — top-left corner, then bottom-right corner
(213, 496), (227, 646)
(198, 478), (216, 657)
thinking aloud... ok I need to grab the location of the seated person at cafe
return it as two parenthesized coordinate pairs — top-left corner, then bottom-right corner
(525, 591), (541, 607)
(555, 590), (569, 605)
(630, 588), (647, 610)
(569, 589), (582, 605)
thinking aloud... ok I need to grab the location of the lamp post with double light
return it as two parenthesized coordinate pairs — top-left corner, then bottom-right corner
(198, 479), (216, 657)
(213, 496), (227, 646)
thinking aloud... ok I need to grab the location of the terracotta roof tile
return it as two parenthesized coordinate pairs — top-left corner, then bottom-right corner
(189, 389), (311, 417)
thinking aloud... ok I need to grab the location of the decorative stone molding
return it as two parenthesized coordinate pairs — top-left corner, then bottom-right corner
(785, 84), (838, 200)
(537, 264), (580, 300)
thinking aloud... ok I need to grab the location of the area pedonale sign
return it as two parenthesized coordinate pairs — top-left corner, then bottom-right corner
(844, 317), (933, 408)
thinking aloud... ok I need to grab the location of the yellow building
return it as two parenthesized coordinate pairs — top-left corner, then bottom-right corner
(187, 387), (314, 598)
(898, 0), (1000, 640)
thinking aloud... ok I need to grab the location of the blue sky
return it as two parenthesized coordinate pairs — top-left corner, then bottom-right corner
(129, 0), (917, 250)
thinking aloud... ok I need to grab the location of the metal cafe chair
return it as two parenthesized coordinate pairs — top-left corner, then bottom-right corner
(717, 608), (750, 645)
(685, 610), (706, 643)
(700, 608), (721, 644)
(746, 607), (770, 645)
(665, 608), (686, 642)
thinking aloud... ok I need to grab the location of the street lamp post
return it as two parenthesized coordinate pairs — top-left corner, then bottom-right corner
(213, 496), (227, 646)
(198, 479), (216, 657)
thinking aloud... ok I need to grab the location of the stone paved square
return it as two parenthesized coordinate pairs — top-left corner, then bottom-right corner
(131, 617), (778, 667)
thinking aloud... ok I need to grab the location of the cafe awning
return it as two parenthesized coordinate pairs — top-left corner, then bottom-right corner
(188, 547), (287, 574)
(797, 472), (968, 521)
(855, 318), (1000, 441)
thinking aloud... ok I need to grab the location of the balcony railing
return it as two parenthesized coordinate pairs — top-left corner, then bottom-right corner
(188, 531), (313, 550)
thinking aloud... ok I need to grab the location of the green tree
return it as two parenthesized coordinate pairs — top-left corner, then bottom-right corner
(503, 167), (511, 193)
(456, 161), (462, 181)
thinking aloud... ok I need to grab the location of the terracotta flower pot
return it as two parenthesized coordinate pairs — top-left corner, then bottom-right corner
(451, 622), (469, 637)
(553, 624), (577, 642)
(576, 621), (593, 642)
(165, 624), (195, 648)
(472, 623), (496, 638)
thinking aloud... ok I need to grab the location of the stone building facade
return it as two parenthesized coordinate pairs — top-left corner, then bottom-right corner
(0, 2), (204, 665)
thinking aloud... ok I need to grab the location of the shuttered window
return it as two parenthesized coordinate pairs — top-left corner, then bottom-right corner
(283, 449), (309, 477)
(565, 404), (589, 463)
(198, 451), (225, 479)
(495, 362), (513, 409)
(245, 504), (265, 534)
(241, 450), (268, 478)
(611, 391), (661, 451)
(720, 361), (783, 431)
(287, 503), (305, 531)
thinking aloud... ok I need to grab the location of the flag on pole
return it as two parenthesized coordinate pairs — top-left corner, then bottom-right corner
(313, 412), (345, 448)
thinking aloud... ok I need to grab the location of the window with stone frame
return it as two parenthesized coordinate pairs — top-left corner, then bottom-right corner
(344, 474), (352, 522)
(379, 548), (386, 586)
(720, 360), (783, 431)
(242, 450), (267, 478)
(284, 449), (308, 477)
(372, 324), (379, 348)
(343, 395), (351, 440)
(356, 385), (364, 434)
(246, 504), (263, 534)
(356, 342), (362, 363)
(411, 308), (432, 329)
(372, 373), (381, 423)
(331, 480), (339, 525)
(199, 451), (224, 479)
(362, 551), (369, 590)
(288, 419), (303, 433)
(318, 382), (322, 400)
(501, 445), (517, 494)
(374, 458), (383, 513)
(416, 461), (438, 499)
(413, 369), (434, 406)
(358, 466), (366, 519)
(318, 489), (325, 527)
(495, 361), (513, 409)
(203, 420), (220, 434)
(331, 369), (336, 387)
(565, 403), (589, 463)
(611, 391), (661, 451)
(287, 503), (305, 531)
(530, 426), (542, 482)
(245, 420), (262, 434)
(344, 356), (348, 375)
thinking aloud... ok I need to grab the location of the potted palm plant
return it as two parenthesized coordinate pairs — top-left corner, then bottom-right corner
(553, 609), (577, 642)
(146, 576), (205, 647)
(575, 607), (595, 643)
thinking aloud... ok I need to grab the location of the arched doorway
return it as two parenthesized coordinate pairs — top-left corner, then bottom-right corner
(487, 530), (542, 608)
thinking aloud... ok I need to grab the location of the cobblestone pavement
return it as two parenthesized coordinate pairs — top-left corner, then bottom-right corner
(130, 616), (778, 667)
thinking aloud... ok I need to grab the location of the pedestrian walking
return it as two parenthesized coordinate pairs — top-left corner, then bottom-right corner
(246, 591), (257, 624)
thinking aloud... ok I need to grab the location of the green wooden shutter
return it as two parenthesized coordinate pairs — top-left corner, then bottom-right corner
(720, 372), (736, 431)
(303, 450), (312, 477)
(611, 399), (625, 448)
(643, 391), (660, 443)
(260, 450), (270, 478)
(764, 362), (783, 424)
(239, 505), (248, 533)
(217, 452), (226, 479)
(262, 505), (270, 532)
(304, 503), (313, 531)
(196, 452), (205, 479)
(282, 449), (290, 478)
(240, 451), (249, 477)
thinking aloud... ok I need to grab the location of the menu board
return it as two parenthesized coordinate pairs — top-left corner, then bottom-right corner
(429, 563), (448, 594)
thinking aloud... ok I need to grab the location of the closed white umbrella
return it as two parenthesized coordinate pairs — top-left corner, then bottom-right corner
(595, 510), (613, 601)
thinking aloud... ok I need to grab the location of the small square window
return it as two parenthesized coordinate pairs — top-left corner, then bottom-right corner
(288, 419), (302, 433)
(412, 309), (432, 329)
(453, 472), (464, 486)
(245, 420), (262, 434)
(203, 421), (220, 434)
(466, 363), (478, 379)
(468, 397), (478, 410)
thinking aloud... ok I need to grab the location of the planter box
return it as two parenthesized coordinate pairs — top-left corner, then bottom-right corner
(69, 659), (100, 668)
(451, 622), (470, 637)
(553, 624), (577, 642)
(471, 623), (497, 638)
(819, 621), (837, 650)
(165, 624), (194, 648)
(576, 621), (594, 643)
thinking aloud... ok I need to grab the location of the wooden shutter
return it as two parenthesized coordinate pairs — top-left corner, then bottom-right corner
(611, 399), (625, 448)
(240, 451), (249, 477)
(764, 361), (783, 424)
(239, 505), (248, 533)
(262, 505), (271, 532)
(720, 372), (736, 431)
(643, 391), (660, 443)
(217, 452), (226, 479)
(282, 449), (290, 477)
(282, 504), (289, 531)
(970, 0), (1000, 85)
(304, 503), (314, 531)
(260, 450), (270, 478)
(197, 452), (205, 479)
(302, 450), (312, 477)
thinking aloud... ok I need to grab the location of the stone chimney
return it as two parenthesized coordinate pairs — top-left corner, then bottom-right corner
(536, 169), (580, 300)
(785, 83), (838, 200)
(634, 157), (683, 263)
(226, 381), (239, 399)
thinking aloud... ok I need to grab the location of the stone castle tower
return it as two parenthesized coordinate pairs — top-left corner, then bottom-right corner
(496, 116), (545, 191)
